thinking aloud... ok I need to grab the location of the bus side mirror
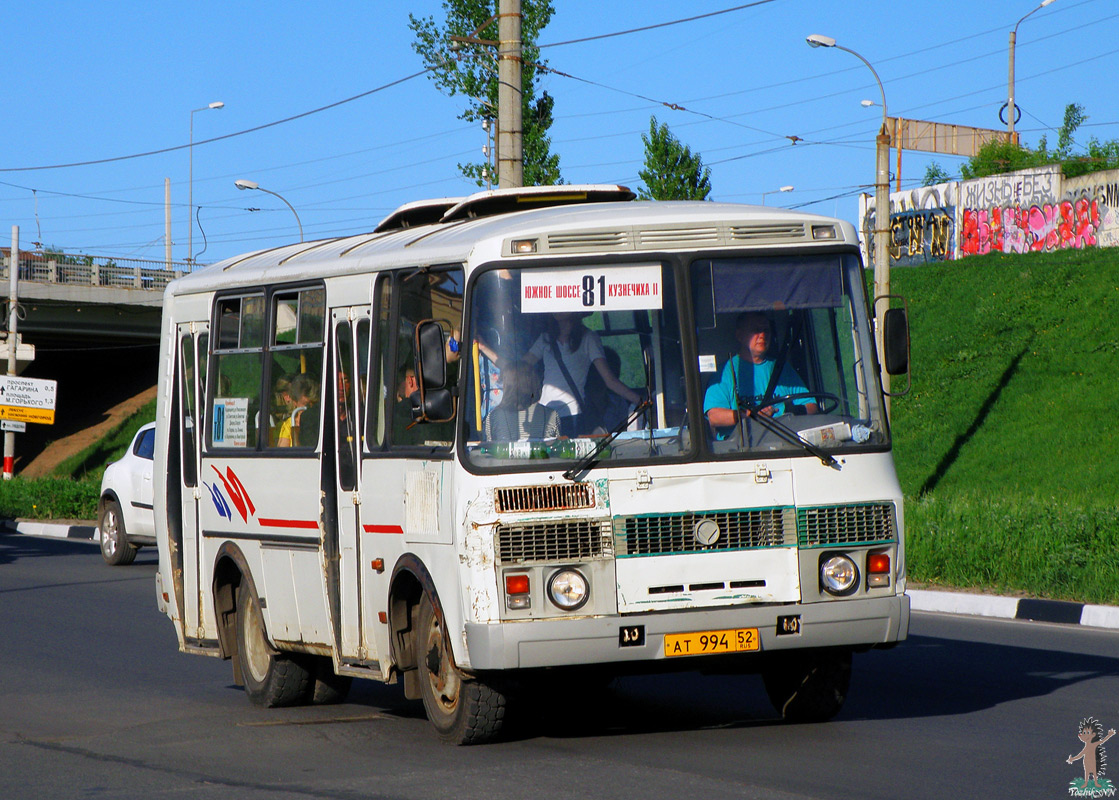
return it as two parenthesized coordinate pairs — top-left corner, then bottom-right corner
(416, 320), (447, 389)
(413, 319), (456, 424)
(883, 307), (909, 376)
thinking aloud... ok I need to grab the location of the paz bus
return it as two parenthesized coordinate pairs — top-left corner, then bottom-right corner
(153, 185), (911, 744)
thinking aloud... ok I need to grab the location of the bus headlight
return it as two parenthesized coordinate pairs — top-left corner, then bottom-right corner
(820, 554), (859, 595)
(547, 569), (589, 611)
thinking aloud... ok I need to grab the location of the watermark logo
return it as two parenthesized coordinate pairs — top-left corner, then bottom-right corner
(1067, 716), (1115, 797)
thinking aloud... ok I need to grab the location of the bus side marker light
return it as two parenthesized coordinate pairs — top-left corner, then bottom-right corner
(506, 574), (531, 610)
(371, 558), (385, 574)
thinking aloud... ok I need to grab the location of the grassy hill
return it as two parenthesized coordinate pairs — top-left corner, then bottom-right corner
(891, 247), (1119, 603)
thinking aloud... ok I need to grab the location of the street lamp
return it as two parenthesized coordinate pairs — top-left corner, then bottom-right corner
(189, 101), (224, 265)
(761, 185), (794, 205)
(1008, 0), (1058, 137)
(806, 33), (893, 408)
(235, 180), (304, 242)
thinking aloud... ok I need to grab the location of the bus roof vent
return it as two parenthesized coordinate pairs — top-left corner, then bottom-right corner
(637, 226), (720, 248)
(728, 223), (807, 242)
(374, 197), (464, 233)
(441, 184), (635, 223)
(546, 230), (631, 252)
(495, 483), (596, 514)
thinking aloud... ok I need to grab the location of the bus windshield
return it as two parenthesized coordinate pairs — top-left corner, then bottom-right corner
(462, 253), (886, 470)
(691, 252), (888, 457)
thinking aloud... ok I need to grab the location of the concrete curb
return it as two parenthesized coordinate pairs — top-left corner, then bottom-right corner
(2, 519), (99, 542)
(909, 589), (1119, 631)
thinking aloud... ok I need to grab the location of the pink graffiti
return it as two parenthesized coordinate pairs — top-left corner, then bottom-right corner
(961, 198), (1100, 256)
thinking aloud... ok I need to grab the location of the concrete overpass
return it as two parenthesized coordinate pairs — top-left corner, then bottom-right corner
(2, 250), (193, 474)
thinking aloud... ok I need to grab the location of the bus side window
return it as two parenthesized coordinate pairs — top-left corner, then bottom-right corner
(209, 294), (264, 450)
(268, 287), (325, 449)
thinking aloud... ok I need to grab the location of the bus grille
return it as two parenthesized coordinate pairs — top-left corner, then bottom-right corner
(495, 519), (613, 565)
(614, 508), (795, 557)
(797, 503), (897, 548)
(494, 483), (595, 513)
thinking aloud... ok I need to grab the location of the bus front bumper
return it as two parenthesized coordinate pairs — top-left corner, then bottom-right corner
(463, 593), (909, 671)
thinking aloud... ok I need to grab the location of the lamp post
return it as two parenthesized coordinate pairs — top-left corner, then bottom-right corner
(1008, 0), (1057, 137)
(807, 33), (892, 409)
(235, 180), (304, 242)
(761, 185), (794, 205)
(189, 101), (224, 265)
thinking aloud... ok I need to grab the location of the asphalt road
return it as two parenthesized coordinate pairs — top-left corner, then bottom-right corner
(2, 531), (1117, 800)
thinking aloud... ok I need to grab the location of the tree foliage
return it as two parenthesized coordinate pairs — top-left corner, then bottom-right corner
(961, 102), (1119, 180)
(409, 0), (561, 187)
(921, 161), (953, 187)
(637, 116), (712, 201)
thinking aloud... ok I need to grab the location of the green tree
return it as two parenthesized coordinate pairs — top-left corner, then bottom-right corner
(921, 161), (953, 187)
(960, 102), (1119, 180)
(409, 0), (561, 187)
(637, 116), (712, 201)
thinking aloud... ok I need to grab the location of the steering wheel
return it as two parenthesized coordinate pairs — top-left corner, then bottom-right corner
(755, 391), (841, 416)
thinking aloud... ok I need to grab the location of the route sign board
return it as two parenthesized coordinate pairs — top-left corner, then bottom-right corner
(0, 375), (57, 425)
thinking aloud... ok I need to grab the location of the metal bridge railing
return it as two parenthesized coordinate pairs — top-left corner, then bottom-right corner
(1, 252), (200, 292)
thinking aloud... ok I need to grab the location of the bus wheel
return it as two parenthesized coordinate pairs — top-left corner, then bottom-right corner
(416, 593), (506, 745)
(762, 650), (851, 723)
(99, 499), (137, 566)
(236, 586), (312, 707)
(310, 657), (352, 705)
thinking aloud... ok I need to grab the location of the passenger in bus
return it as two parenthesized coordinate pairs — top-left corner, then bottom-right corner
(269, 375), (293, 445)
(482, 361), (560, 442)
(277, 373), (319, 447)
(704, 312), (817, 440)
(523, 312), (641, 437)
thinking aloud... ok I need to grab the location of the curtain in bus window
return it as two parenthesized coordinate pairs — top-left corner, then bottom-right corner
(705, 257), (843, 313)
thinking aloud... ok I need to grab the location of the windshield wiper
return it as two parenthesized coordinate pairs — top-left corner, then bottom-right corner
(562, 399), (652, 481)
(740, 403), (840, 470)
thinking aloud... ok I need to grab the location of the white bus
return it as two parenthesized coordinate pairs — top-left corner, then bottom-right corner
(153, 185), (911, 744)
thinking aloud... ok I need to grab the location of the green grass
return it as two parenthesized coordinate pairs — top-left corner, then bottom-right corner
(50, 397), (157, 482)
(891, 247), (1119, 604)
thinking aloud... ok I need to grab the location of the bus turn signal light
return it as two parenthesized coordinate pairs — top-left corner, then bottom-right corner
(867, 553), (891, 588)
(505, 574), (531, 610)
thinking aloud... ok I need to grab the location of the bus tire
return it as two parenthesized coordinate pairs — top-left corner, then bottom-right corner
(416, 593), (506, 745)
(762, 650), (851, 723)
(311, 657), (352, 705)
(99, 498), (138, 566)
(236, 586), (312, 708)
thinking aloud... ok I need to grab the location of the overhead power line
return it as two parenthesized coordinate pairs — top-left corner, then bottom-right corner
(0, 69), (433, 173)
(539, 0), (780, 48)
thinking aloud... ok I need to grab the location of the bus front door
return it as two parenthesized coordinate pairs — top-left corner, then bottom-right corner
(327, 308), (373, 664)
(176, 323), (208, 643)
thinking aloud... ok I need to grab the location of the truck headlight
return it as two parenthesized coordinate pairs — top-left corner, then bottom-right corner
(547, 569), (589, 611)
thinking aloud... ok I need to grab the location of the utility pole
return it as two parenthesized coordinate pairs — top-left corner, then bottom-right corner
(165, 178), (172, 270)
(497, 0), (523, 188)
(4, 226), (18, 479)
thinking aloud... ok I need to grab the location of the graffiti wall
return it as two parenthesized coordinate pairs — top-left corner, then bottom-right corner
(862, 166), (1119, 266)
(1062, 173), (1119, 248)
(889, 183), (957, 266)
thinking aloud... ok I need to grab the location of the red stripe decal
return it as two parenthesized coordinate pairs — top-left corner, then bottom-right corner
(258, 518), (320, 530)
(363, 524), (405, 534)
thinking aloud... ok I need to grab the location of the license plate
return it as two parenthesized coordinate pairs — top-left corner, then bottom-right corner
(663, 627), (759, 658)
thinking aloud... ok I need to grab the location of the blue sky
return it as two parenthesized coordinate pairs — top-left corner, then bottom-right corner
(2, 0), (1115, 265)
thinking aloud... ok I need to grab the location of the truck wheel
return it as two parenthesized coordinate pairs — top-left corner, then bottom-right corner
(236, 586), (312, 707)
(416, 593), (506, 745)
(763, 650), (851, 723)
(99, 499), (137, 566)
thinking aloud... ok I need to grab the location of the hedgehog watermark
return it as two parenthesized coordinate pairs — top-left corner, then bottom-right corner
(1067, 716), (1116, 797)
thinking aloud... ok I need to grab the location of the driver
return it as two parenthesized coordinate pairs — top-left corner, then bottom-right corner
(704, 312), (818, 439)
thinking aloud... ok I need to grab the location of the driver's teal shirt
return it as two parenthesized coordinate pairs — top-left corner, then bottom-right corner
(703, 355), (811, 440)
